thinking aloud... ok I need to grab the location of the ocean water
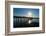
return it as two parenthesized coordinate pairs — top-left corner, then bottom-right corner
(13, 17), (39, 28)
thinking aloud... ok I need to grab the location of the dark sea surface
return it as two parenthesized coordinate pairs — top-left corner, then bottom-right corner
(13, 17), (39, 28)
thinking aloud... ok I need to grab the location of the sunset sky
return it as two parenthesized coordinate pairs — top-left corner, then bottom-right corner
(13, 8), (39, 17)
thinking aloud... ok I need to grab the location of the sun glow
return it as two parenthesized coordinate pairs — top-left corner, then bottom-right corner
(27, 11), (33, 24)
(27, 11), (32, 17)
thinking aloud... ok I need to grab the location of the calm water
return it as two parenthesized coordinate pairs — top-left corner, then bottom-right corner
(13, 17), (39, 28)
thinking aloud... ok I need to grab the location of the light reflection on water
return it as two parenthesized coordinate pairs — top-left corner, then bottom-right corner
(28, 20), (32, 24)
(14, 18), (39, 23)
(13, 18), (39, 27)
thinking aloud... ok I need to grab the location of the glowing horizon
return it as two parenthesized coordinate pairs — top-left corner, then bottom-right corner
(13, 8), (39, 17)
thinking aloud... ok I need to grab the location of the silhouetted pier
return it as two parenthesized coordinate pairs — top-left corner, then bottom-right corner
(14, 16), (39, 20)
(13, 16), (39, 28)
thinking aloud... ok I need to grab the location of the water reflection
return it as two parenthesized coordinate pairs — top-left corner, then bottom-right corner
(13, 17), (39, 28)
(28, 20), (32, 24)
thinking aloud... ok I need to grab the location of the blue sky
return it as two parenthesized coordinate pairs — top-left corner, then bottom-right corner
(13, 8), (39, 17)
